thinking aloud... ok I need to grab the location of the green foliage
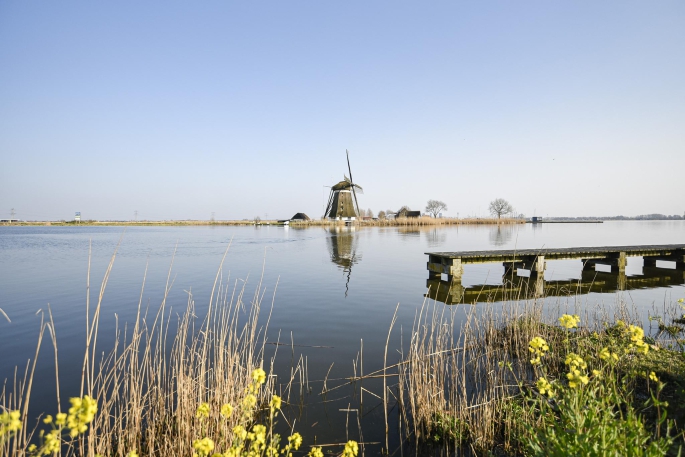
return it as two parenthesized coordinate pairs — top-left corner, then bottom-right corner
(429, 412), (467, 444)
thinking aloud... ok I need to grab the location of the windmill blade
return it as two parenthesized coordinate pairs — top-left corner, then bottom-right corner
(346, 149), (361, 217)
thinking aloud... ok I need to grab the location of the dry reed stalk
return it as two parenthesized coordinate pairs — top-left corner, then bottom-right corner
(1, 243), (275, 457)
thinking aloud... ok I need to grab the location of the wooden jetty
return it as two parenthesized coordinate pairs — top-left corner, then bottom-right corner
(425, 244), (685, 304)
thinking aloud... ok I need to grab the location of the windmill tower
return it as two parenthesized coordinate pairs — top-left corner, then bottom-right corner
(324, 150), (363, 221)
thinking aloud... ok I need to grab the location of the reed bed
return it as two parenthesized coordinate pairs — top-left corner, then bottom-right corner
(9, 218), (524, 227)
(397, 289), (685, 455)
(0, 246), (284, 457)
(291, 217), (524, 227)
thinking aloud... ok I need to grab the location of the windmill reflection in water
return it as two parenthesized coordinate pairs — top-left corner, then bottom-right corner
(327, 227), (362, 297)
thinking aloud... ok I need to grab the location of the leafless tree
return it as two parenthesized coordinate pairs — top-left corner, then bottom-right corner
(366, 208), (374, 217)
(489, 198), (513, 219)
(378, 210), (387, 219)
(425, 200), (447, 218)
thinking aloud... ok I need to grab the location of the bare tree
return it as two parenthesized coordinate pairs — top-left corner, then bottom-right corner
(366, 208), (374, 218)
(378, 210), (386, 219)
(425, 200), (447, 218)
(489, 198), (513, 219)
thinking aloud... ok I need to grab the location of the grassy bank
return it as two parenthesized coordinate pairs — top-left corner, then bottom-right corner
(398, 295), (685, 455)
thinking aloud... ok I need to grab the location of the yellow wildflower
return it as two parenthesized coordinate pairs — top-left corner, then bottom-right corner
(252, 368), (267, 385)
(628, 325), (644, 343)
(28, 444), (37, 452)
(42, 429), (61, 454)
(43, 415), (53, 424)
(564, 353), (587, 370)
(678, 298), (684, 303)
(567, 369), (589, 388)
(342, 440), (359, 457)
(535, 377), (554, 397)
(220, 403), (233, 418)
(196, 402), (210, 419)
(528, 337), (549, 365)
(233, 424), (248, 440)
(649, 372), (659, 382)
(242, 394), (257, 410)
(559, 314), (580, 329)
(271, 395), (282, 411)
(0, 410), (22, 436)
(193, 437), (215, 457)
(592, 369), (602, 378)
(66, 395), (97, 437)
(288, 432), (303, 450)
(308, 447), (324, 457)
(127, 451), (139, 457)
(253, 424), (267, 444)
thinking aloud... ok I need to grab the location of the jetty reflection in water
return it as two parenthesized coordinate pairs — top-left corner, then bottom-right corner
(327, 227), (361, 297)
(427, 264), (685, 305)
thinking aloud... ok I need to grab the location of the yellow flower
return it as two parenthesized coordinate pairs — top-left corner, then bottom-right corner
(308, 447), (324, 457)
(271, 395), (282, 411)
(567, 369), (589, 388)
(564, 353), (587, 370)
(55, 413), (67, 425)
(592, 369), (602, 378)
(535, 377), (554, 397)
(288, 432), (303, 450)
(528, 337), (549, 365)
(628, 325), (644, 343)
(220, 403), (233, 418)
(127, 451), (139, 457)
(242, 394), (257, 410)
(193, 437), (215, 457)
(649, 371), (659, 382)
(0, 410), (22, 435)
(342, 440), (359, 457)
(66, 396), (97, 437)
(678, 298), (684, 303)
(42, 429), (61, 454)
(558, 314), (580, 329)
(252, 368), (267, 385)
(43, 415), (53, 424)
(196, 402), (210, 419)
(233, 424), (248, 440)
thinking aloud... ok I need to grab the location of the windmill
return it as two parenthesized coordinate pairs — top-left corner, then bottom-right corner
(324, 150), (363, 220)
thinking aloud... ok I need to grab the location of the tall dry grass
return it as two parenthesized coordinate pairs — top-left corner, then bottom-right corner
(397, 289), (642, 455)
(292, 217), (524, 227)
(1, 245), (277, 457)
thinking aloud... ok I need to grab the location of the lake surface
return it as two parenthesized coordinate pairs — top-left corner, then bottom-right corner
(1, 222), (684, 450)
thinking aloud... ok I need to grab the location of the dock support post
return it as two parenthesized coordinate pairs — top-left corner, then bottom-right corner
(447, 259), (464, 283)
(610, 252), (627, 274)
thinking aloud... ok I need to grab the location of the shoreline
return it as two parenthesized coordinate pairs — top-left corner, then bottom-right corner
(1, 217), (526, 227)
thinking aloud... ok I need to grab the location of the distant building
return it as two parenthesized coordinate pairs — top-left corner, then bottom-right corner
(531, 216), (543, 223)
(290, 213), (311, 221)
(397, 208), (421, 218)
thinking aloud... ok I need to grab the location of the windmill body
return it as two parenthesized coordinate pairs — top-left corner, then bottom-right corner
(324, 178), (362, 220)
(324, 151), (363, 221)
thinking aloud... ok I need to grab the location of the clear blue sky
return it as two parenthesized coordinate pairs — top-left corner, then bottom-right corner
(1, 1), (683, 220)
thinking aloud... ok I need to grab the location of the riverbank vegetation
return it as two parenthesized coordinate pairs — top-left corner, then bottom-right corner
(0, 250), (353, 457)
(399, 295), (685, 455)
(4, 217), (525, 227)
(2, 248), (683, 456)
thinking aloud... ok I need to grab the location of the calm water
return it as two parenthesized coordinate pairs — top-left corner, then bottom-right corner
(1, 222), (684, 450)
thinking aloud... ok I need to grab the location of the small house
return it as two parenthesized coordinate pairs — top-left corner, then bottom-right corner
(290, 213), (311, 221)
